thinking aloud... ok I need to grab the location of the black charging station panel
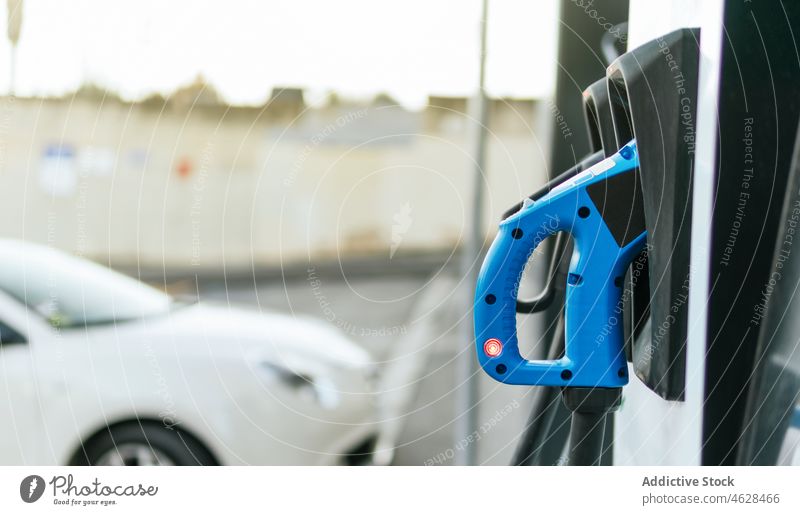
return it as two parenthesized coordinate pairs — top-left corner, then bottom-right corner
(703, 0), (800, 465)
(582, 79), (619, 158)
(603, 28), (700, 401)
(736, 123), (800, 465)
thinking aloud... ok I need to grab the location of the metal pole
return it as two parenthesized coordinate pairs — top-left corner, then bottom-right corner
(7, 0), (23, 96)
(454, 0), (489, 466)
(9, 43), (16, 95)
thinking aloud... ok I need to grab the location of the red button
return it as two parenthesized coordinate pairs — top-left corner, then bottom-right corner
(483, 338), (503, 357)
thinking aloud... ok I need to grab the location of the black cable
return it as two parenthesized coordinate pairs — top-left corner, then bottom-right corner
(561, 387), (622, 466)
(515, 232), (565, 314)
(511, 313), (566, 465)
(567, 411), (608, 466)
(600, 22), (628, 65)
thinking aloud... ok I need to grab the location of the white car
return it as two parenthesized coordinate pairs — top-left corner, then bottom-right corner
(0, 240), (379, 465)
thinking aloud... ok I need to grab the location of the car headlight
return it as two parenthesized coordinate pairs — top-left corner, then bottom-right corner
(258, 361), (341, 410)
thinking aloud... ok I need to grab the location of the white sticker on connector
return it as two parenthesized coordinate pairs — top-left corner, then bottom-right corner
(589, 157), (616, 176)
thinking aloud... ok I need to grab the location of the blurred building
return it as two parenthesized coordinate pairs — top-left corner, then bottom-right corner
(0, 80), (550, 272)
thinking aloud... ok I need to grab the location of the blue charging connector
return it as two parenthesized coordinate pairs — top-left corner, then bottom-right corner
(474, 140), (646, 388)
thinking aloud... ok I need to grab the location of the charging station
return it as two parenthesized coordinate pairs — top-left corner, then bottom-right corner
(473, 0), (800, 466)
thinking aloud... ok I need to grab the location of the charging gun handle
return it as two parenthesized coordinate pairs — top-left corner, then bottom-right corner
(474, 141), (645, 388)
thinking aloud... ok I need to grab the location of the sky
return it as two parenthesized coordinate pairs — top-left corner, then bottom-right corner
(0, 0), (559, 109)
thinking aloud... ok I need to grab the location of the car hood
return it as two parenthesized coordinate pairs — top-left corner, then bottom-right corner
(86, 303), (372, 370)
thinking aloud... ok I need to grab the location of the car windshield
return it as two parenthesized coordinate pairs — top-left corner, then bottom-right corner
(0, 240), (172, 328)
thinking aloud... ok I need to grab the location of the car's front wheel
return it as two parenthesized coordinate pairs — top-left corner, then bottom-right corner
(72, 422), (216, 466)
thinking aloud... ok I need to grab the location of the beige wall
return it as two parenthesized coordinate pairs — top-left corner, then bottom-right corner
(0, 89), (551, 270)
